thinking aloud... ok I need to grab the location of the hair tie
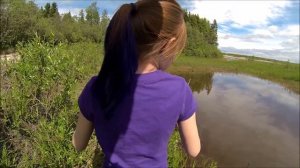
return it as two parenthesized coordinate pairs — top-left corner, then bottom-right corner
(130, 3), (137, 14)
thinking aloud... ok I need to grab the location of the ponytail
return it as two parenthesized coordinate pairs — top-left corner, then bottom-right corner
(93, 3), (138, 120)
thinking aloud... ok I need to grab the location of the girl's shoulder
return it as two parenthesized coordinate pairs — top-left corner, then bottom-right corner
(78, 76), (98, 121)
(159, 70), (189, 87)
(137, 70), (187, 85)
(80, 76), (98, 94)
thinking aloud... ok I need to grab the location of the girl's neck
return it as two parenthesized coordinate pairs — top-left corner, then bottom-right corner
(136, 61), (158, 74)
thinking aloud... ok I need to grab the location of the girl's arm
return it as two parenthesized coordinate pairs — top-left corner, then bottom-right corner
(178, 113), (201, 158)
(72, 112), (93, 152)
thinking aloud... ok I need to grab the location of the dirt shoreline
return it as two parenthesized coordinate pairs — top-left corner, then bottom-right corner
(0, 53), (20, 61)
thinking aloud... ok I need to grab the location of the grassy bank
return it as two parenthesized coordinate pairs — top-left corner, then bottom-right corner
(169, 56), (300, 94)
(0, 39), (216, 167)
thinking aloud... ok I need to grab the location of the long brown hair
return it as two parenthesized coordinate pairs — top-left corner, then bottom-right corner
(93, 0), (187, 119)
(133, 0), (187, 69)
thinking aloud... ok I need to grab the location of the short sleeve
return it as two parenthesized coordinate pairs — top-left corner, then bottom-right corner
(78, 77), (97, 122)
(178, 82), (197, 122)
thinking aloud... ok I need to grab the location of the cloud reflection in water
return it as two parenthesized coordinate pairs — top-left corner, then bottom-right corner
(182, 72), (299, 167)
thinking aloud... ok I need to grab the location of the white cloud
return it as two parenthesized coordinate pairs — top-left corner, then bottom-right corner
(58, 8), (83, 16)
(278, 25), (299, 36)
(190, 0), (292, 26)
(219, 24), (299, 49)
(188, 0), (299, 62)
(219, 24), (299, 62)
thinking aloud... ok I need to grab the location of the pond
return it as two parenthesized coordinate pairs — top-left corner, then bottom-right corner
(180, 72), (299, 167)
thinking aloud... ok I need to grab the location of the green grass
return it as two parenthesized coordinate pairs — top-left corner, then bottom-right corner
(168, 129), (217, 168)
(169, 56), (300, 94)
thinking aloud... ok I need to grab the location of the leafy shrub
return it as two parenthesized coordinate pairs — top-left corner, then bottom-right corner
(0, 36), (96, 166)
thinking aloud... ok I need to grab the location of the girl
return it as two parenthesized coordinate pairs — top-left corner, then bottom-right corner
(73, 0), (201, 167)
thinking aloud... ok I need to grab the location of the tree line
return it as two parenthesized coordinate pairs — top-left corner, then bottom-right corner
(184, 11), (221, 57)
(0, 0), (221, 57)
(0, 0), (109, 50)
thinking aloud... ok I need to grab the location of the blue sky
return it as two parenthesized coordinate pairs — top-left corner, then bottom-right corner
(35, 0), (300, 63)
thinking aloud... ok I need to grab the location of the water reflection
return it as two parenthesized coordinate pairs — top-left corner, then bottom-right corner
(180, 72), (300, 167)
(177, 72), (213, 94)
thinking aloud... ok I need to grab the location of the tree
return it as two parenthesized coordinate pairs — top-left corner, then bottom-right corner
(210, 19), (218, 46)
(50, 2), (58, 17)
(0, 0), (40, 50)
(0, 0), (108, 49)
(99, 9), (109, 42)
(182, 11), (222, 58)
(62, 12), (73, 22)
(100, 9), (109, 26)
(44, 3), (50, 17)
(0, 0), (9, 50)
(85, 2), (99, 25)
(79, 9), (84, 22)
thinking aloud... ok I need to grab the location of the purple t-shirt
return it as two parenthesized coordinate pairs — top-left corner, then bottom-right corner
(78, 70), (197, 167)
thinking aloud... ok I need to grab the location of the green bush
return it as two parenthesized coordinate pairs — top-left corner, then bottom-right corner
(0, 36), (94, 166)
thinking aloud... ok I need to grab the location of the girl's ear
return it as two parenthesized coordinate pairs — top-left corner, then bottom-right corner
(168, 37), (176, 43)
(157, 37), (177, 70)
(160, 37), (176, 53)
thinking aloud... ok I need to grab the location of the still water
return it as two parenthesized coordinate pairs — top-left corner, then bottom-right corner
(181, 72), (299, 167)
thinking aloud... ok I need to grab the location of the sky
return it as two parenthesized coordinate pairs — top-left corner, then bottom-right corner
(35, 0), (300, 63)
